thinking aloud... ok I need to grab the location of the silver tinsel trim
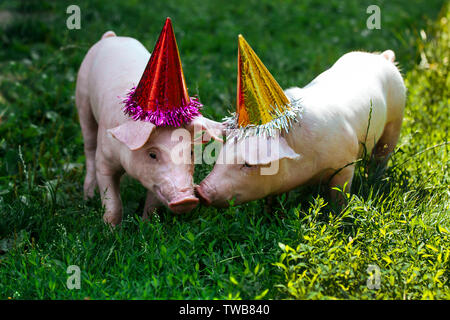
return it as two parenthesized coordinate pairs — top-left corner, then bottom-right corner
(223, 98), (304, 140)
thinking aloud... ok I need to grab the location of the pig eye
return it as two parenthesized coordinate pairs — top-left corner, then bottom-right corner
(149, 152), (157, 160)
(241, 162), (258, 174)
(241, 162), (258, 173)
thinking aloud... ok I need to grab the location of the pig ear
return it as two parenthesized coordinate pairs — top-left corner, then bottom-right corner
(240, 135), (300, 165)
(186, 116), (225, 143)
(107, 121), (156, 151)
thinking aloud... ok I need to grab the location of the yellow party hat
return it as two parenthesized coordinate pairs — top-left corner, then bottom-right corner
(224, 35), (302, 138)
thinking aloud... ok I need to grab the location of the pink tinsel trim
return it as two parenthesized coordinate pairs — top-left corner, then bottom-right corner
(121, 86), (202, 127)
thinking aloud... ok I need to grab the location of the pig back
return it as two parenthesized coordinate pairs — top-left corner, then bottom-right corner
(88, 37), (150, 127)
(284, 52), (396, 172)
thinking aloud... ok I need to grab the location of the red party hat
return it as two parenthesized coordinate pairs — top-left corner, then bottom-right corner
(122, 17), (201, 126)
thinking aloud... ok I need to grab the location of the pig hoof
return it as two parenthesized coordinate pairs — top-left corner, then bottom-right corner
(83, 178), (97, 200)
(83, 189), (95, 200)
(103, 212), (122, 226)
(142, 207), (160, 221)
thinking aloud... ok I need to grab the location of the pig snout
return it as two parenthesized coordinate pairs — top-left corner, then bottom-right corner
(168, 196), (199, 214)
(195, 183), (212, 206)
(195, 182), (230, 208)
(154, 185), (199, 214)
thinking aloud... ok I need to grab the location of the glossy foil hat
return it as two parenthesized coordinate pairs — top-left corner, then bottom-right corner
(224, 35), (302, 138)
(123, 18), (201, 126)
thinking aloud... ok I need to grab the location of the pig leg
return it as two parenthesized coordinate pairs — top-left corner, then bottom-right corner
(142, 191), (161, 221)
(264, 195), (275, 215)
(329, 164), (355, 204)
(95, 156), (124, 226)
(80, 105), (98, 199)
(97, 172), (123, 226)
(373, 119), (403, 167)
(76, 89), (98, 200)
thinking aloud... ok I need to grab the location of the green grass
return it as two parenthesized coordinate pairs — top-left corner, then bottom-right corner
(0, 0), (448, 299)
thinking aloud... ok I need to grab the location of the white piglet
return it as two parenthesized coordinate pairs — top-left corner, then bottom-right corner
(76, 31), (221, 225)
(196, 50), (406, 207)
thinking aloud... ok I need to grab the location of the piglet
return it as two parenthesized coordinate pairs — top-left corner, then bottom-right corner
(76, 31), (221, 225)
(196, 50), (406, 207)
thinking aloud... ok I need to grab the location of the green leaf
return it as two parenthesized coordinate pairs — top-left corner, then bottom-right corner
(255, 289), (269, 300)
(229, 276), (238, 286)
